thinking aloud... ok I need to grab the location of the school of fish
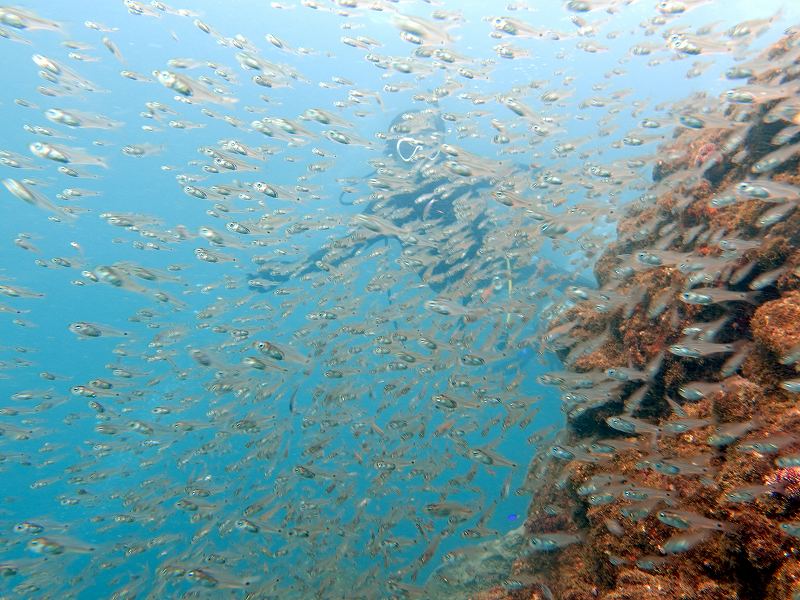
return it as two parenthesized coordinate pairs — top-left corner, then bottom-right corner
(1, 1), (800, 599)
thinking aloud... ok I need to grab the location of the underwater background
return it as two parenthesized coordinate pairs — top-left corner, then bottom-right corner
(1, 1), (800, 598)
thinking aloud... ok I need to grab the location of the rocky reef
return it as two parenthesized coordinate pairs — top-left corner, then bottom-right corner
(472, 32), (800, 600)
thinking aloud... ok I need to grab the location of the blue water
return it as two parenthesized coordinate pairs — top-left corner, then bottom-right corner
(0, 1), (796, 598)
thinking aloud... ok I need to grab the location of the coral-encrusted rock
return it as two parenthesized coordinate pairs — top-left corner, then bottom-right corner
(711, 376), (762, 422)
(471, 30), (800, 600)
(470, 586), (532, 600)
(600, 569), (738, 600)
(741, 344), (788, 389)
(651, 128), (726, 185)
(732, 511), (789, 573)
(751, 291), (800, 359)
(601, 570), (672, 600)
(764, 558), (800, 600)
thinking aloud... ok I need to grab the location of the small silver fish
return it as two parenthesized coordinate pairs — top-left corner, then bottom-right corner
(660, 530), (712, 554)
(780, 379), (800, 393)
(529, 532), (581, 551)
(669, 339), (737, 358)
(678, 380), (727, 401)
(748, 266), (788, 290)
(680, 288), (758, 305)
(657, 509), (732, 531)
(68, 322), (129, 338)
(3, 178), (75, 220)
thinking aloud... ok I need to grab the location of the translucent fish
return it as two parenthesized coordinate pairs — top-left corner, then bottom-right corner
(605, 415), (659, 436)
(393, 14), (454, 46)
(779, 523), (800, 539)
(669, 340), (736, 358)
(529, 532), (581, 551)
(680, 288), (758, 306)
(69, 321), (130, 338)
(660, 530), (712, 554)
(102, 36), (125, 63)
(253, 340), (309, 365)
(3, 178), (75, 220)
(44, 108), (120, 130)
(32, 54), (103, 93)
(752, 141), (800, 174)
(154, 70), (237, 105)
(0, 6), (62, 31)
(29, 142), (107, 167)
(779, 343), (800, 366)
(737, 434), (796, 454)
(678, 380), (727, 401)
(681, 315), (731, 342)
(708, 420), (760, 447)
(656, 509), (733, 531)
(661, 417), (712, 435)
(27, 536), (95, 555)
(724, 484), (774, 503)
(185, 567), (259, 590)
(121, 143), (164, 158)
(781, 379), (800, 393)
